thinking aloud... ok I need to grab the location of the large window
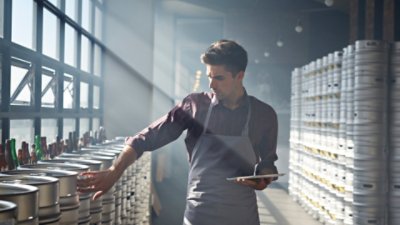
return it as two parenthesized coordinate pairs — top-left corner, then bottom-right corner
(42, 8), (60, 59)
(1, 0), (104, 146)
(64, 24), (77, 67)
(12, 0), (35, 50)
(10, 58), (33, 106)
(41, 119), (58, 143)
(10, 119), (34, 144)
(63, 73), (74, 109)
(80, 82), (89, 109)
(41, 66), (57, 108)
(65, 0), (78, 22)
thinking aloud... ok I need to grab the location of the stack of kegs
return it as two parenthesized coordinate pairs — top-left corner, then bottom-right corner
(352, 40), (389, 225)
(389, 41), (400, 225)
(288, 67), (302, 203)
(133, 152), (152, 224)
(341, 44), (356, 225)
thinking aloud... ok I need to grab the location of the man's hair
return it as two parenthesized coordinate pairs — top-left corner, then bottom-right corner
(201, 39), (248, 76)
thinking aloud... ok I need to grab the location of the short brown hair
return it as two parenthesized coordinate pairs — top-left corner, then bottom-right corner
(201, 39), (248, 76)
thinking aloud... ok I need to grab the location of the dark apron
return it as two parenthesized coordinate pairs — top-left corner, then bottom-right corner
(183, 96), (260, 225)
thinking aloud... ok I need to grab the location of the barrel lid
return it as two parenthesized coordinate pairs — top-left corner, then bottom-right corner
(44, 158), (102, 166)
(0, 183), (38, 196)
(1, 169), (78, 178)
(20, 162), (89, 172)
(0, 174), (58, 186)
(0, 200), (17, 211)
(60, 153), (114, 161)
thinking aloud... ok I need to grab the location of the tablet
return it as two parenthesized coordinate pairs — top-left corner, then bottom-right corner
(226, 173), (285, 181)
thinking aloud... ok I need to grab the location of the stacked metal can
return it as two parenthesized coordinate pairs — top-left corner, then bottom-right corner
(352, 40), (389, 225)
(389, 41), (400, 225)
(289, 50), (346, 225)
(341, 44), (356, 225)
(289, 40), (394, 225)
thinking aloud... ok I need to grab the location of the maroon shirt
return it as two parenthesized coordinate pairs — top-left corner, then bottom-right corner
(125, 91), (278, 173)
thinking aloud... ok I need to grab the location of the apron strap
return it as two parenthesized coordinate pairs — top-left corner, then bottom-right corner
(203, 95), (252, 137)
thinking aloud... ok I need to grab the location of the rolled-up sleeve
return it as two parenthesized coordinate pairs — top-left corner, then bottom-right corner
(125, 96), (193, 158)
(255, 107), (278, 176)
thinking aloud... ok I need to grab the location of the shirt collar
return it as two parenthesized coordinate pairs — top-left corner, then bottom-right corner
(213, 88), (249, 109)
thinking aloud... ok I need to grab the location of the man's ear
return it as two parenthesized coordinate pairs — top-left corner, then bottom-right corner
(237, 71), (245, 81)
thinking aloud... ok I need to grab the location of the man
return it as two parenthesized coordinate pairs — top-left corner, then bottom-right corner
(78, 39), (279, 225)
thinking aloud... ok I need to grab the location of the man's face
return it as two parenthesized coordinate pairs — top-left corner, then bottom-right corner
(206, 64), (243, 101)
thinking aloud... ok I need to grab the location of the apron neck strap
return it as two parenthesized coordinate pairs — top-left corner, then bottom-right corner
(202, 95), (252, 136)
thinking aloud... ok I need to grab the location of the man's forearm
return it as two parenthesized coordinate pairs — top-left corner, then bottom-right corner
(109, 145), (138, 177)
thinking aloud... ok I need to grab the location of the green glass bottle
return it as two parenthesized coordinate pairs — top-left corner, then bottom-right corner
(10, 138), (19, 167)
(34, 135), (43, 161)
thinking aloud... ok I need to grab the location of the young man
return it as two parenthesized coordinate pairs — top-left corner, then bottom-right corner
(78, 39), (279, 225)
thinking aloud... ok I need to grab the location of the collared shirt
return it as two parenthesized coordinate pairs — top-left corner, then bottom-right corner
(125, 91), (278, 173)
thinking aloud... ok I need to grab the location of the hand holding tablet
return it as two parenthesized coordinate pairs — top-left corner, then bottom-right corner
(226, 173), (285, 181)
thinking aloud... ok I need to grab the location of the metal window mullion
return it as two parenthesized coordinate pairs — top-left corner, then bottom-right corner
(1, 0), (12, 143)
(57, 3), (65, 139)
(33, 0), (44, 137)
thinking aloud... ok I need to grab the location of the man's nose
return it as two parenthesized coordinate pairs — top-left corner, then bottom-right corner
(209, 79), (216, 89)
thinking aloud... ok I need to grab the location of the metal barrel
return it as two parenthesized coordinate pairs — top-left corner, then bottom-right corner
(0, 183), (39, 225)
(0, 175), (60, 225)
(3, 169), (79, 225)
(0, 200), (17, 225)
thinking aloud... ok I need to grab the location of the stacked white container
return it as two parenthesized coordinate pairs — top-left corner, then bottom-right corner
(389, 42), (400, 225)
(352, 40), (388, 225)
(289, 40), (394, 225)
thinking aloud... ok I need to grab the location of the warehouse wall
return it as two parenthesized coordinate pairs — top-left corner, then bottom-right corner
(102, 0), (157, 138)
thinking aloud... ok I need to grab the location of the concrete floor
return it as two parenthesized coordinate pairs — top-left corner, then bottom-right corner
(152, 178), (322, 225)
(257, 182), (321, 225)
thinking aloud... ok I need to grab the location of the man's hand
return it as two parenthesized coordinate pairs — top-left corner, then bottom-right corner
(77, 144), (138, 200)
(77, 168), (119, 200)
(234, 177), (274, 190)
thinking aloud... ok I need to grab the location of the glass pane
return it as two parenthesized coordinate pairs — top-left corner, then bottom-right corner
(93, 85), (100, 109)
(0, 0), (4, 38)
(42, 67), (56, 108)
(43, 8), (59, 59)
(63, 73), (74, 109)
(94, 4), (102, 40)
(64, 23), (76, 67)
(41, 119), (58, 143)
(81, 0), (91, 32)
(80, 118), (89, 137)
(65, 0), (77, 22)
(10, 119), (34, 144)
(11, 59), (33, 106)
(93, 44), (101, 76)
(63, 118), (75, 139)
(80, 35), (90, 72)
(12, 0), (36, 49)
(80, 82), (89, 109)
(92, 118), (100, 131)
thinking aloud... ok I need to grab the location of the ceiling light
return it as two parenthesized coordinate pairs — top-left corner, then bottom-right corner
(264, 52), (270, 57)
(325, 0), (334, 7)
(276, 40), (284, 47)
(295, 24), (303, 33)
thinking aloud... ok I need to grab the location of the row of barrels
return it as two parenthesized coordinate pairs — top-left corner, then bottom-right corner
(0, 140), (152, 225)
(290, 40), (398, 225)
